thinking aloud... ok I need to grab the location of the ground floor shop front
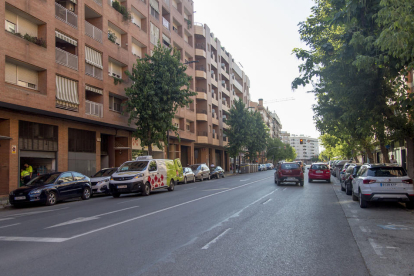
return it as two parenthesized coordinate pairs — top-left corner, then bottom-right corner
(0, 109), (132, 197)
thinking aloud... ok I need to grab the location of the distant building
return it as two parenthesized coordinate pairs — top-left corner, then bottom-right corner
(280, 131), (290, 144)
(249, 99), (282, 139)
(289, 134), (319, 161)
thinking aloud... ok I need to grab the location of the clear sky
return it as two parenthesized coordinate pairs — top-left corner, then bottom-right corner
(193, 0), (319, 139)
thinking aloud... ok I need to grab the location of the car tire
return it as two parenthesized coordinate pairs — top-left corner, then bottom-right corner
(341, 183), (345, 191)
(208, 174), (211, 180)
(168, 180), (175, 191)
(326, 179), (331, 183)
(352, 190), (358, 201)
(406, 201), (414, 209)
(81, 187), (91, 200)
(300, 181), (304, 186)
(309, 178), (313, 183)
(345, 183), (352, 195)
(141, 183), (151, 196)
(193, 177), (196, 183)
(184, 177), (187, 184)
(200, 175), (203, 182)
(45, 191), (57, 206)
(359, 191), (368, 208)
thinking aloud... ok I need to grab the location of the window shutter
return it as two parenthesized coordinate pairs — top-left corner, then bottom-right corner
(132, 43), (142, 57)
(5, 10), (17, 25)
(150, 0), (160, 13)
(56, 75), (79, 107)
(17, 66), (38, 86)
(5, 62), (17, 84)
(18, 16), (38, 37)
(85, 46), (103, 69)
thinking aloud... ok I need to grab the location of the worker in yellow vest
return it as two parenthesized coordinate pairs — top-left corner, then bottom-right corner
(24, 163), (33, 178)
(20, 168), (30, 185)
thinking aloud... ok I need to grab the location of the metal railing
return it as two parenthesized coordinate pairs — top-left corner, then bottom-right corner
(55, 47), (78, 71)
(197, 109), (207, 114)
(55, 2), (77, 29)
(85, 63), (103, 80)
(197, 131), (208, 136)
(85, 100), (103, 117)
(85, 21), (103, 43)
(195, 66), (206, 72)
(195, 43), (205, 50)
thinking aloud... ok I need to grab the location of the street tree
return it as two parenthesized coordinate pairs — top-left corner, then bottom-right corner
(245, 111), (269, 162)
(124, 43), (196, 155)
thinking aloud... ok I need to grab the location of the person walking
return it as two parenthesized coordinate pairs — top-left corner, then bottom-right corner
(24, 163), (33, 178)
(20, 168), (30, 185)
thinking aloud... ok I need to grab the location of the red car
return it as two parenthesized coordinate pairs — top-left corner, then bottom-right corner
(274, 162), (304, 186)
(308, 163), (331, 183)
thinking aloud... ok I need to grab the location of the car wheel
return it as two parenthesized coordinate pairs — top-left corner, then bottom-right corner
(300, 181), (304, 186)
(142, 182), (151, 196)
(406, 201), (414, 209)
(45, 191), (57, 206)
(208, 174), (211, 180)
(341, 182), (345, 191)
(81, 188), (91, 200)
(326, 179), (331, 183)
(193, 176), (196, 183)
(359, 190), (368, 208)
(352, 190), (358, 201)
(184, 177), (187, 184)
(200, 175), (203, 182)
(309, 178), (312, 183)
(345, 183), (352, 195)
(168, 179), (175, 191)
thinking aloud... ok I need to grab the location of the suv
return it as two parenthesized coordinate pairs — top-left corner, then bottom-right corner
(275, 162), (304, 186)
(352, 164), (414, 208)
(341, 164), (362, 195)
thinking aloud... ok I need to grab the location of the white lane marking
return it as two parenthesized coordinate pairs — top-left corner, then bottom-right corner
(0, 218), (14, 222)
(201, 228), (231, 250)
(0, 236), (69, 243)
(202, 188), (229, 191)
(351, 210), (357, 214)
(116, 198), (142, 204)
(45, 206), (139, 229)
(283, 188), (287, 191)
(369, 239), (383, 256)
(4, 207), (69, 218)
(0, 223), (20, 229)
(240, 179), (250, 182)
(262, 199), (272, 205)
(360, 226), (371, 233)
(68, 177), (272, 240)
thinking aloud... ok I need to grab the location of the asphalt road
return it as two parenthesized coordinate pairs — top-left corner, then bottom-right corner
(0, 170), (412, 276)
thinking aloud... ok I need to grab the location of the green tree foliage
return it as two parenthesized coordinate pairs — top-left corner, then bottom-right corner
(245, 111), (269, 162)
(124, 43), (196, 155)
(266, 138), (296, 163)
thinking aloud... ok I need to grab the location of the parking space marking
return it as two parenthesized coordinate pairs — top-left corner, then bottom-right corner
(0, 223), (20, 229)
(359, 226), (371, 233)
(369, 238), (383, 256)
(201, 228), (231, 249)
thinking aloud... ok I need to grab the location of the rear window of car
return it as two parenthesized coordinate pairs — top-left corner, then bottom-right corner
(367, 167), (407, 177)
(281, 163), (300, 170)
(311, 164), (328, 170)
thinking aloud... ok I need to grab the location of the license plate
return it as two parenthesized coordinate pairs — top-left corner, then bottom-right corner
(286, 177), (296, 181)
(117, 185), (127, 189)
(14, 196), (26, 200)
(380, 183), (397, 187)
(316, 171), (323, 173)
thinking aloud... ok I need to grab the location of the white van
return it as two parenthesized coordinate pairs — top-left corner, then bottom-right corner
(109, 156), (183, 197)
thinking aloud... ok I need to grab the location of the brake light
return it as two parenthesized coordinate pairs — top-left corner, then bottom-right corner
(363, 179), (376, 184)
(402, 179), (413, 184)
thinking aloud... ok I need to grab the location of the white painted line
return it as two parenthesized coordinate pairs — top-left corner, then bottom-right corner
(201, 228), (231, 250)
(46, 206), (139, 229)
(240, 179), (250, 182)
(202, 188), (229, 191)
(117, 198), (142, 204)
(0, 236), (69, 243)
(0, 218), (14, 222)
(5, 207), (69, 218)
(0, 223), (20, 229)
(262, 199), (272, 205)
(385, 246), (399, 249)
(283, 188), (287, 191)
(68, 177), (272, 240)
(359, 226), (371, 233)
(369, 238), (383, 256)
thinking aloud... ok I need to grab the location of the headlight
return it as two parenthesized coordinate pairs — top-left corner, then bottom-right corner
(134, 173), (144, 179)
(98, 178), (110, 185)
(29, 189), (42, 195)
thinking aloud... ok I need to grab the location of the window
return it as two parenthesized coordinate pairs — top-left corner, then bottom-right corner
(186, 122), (190, 131)
(73, 172), (85, 181)
(109, 95), (122, 112)
(5, 61), (38, 90)
(5, 20), (16, 33)
(149, 160), (157, 171)
(56, 75), (79, 110)
(108, 60), (122, 79)
(150, 0), (160, 19)
(150, 22), (159, 45)
(59, 172), (74, 183)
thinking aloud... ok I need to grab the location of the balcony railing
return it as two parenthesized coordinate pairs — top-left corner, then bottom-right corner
(55, 47), (78, 71)
(85, 100), (103, 117)
(55, 2), (78, 29)
(162, 17), (170, 30)
(93, 0), (103, 6)
(197, 131), (208, 136)
(197, 109), (207, 114)
(85, 63), (103, 80)
(85, 21), (103, 43)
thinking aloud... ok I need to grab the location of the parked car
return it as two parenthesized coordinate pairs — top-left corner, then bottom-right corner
(109, 156), (183, 197)
(308, 163), (331, 183)
(210, 166), (225, 179)
(334, 160), (352, 178)
(351, 164), (414, 208)
(9, 171), (92, 207)
(190, 164), (211, 181)
(274, 162), (304, 186)
(339, 162), (354, 184)
(90, 167), (118, 196)
(265, 163), (274, 170)
(180, 167), (196, 184)
(259, 164), (267, 171)
(341, 164), (362, 195)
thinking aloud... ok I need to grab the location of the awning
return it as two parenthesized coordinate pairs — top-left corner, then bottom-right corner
(150, 0), (160, 13)
(85, 46), (103, 69)
(85, 84), (103, 95)
(162, 34), (170, 44)
(55, 31), (77, 46)
(56, 75), (79, 108)
(0, 135), (12, 140)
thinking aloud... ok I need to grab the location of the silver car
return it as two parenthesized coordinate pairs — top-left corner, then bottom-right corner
(181, 167), (196, 184)
(190, 164), (211, 181)
(90, 168), (118, 196)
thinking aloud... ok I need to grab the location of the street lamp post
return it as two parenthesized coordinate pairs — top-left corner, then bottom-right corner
(166, 60), (199, 159)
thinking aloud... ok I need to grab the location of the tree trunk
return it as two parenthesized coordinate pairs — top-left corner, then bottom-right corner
(353, 155), (360, 163)
(406, 138), (414, 179)
(365, 147), (374, 163)
(148, 144), (153, 156)
(379, 142), (390, 163)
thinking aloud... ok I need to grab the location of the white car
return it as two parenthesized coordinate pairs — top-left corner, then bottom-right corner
(352, 164), (414, 209)
(90, 168), (118, 196)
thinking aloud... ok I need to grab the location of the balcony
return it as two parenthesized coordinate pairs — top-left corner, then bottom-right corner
(234, 79), (243, 93)
(221, 70), (230, 80)
(194, 23), (205, 37)
(211, 57), (217, 68)
(221, 51), (229, 63)
(195, 48), (206, 58)
(212, 137), (220, 146)
(85, 100), (103, 117)
(55, 2), (78, 29)
(212, 96), (218, 107)
(196, 110), (208, 121)
(162, 17), (170, 31)
(195, 66), (207, 79)
(212, 114), (219, 126)
(211, 77), (218, 88)
(222, 103), (229, 113)
(85, 21), (103, 43)
(55, 47), (78, 71)
(196, 91), (207, 100)
(223, 121), (229, 129)
(197, 132), (208, 144)
(85, 63), (103, 80)
(222, 85), (230, 97)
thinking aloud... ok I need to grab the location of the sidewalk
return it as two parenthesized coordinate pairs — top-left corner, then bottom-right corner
(0, 196), (10, 209)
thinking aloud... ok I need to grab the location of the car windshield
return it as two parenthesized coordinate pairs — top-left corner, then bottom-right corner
(118, 161), (148, 172)
(367, 167), (407, 177)
(190, 165), (201, 171)
(93, 168), (117, 177)
(281, 163), (299, 170)
(311, 164), (328, 170)
(26, 173), (60, 186)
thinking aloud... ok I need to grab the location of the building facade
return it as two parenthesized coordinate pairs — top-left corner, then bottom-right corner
(289, 134), (319, 161)
(249, 99), (282, 139)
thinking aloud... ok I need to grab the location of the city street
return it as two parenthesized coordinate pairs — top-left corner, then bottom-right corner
(1, 170), (413, 276)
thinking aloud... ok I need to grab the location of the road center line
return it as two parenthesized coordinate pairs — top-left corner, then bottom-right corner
(201, 228), (232, 250)
(202, 188), (229, 191)
(262, 199), (272, 205)
(0, 223), (20, 229)
(240, 179), (250, 182)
